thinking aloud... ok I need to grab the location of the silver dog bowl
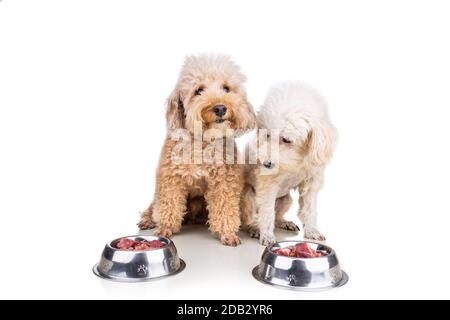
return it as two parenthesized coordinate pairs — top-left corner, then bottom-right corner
(93, 235), (185, 282)
(252, 241), (348, 291)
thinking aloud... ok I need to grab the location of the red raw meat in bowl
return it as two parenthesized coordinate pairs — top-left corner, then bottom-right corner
(115, 238), (166, 251)
(273, 242), (327, 258)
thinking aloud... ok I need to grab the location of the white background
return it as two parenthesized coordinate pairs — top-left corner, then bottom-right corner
(1, 0), (449, 300)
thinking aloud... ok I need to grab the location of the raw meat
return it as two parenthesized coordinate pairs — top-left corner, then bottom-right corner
(273, 243), (326, 258)
(115, 238), (165, 250)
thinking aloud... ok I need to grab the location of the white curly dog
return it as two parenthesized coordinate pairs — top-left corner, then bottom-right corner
(241, 82), (338, 245)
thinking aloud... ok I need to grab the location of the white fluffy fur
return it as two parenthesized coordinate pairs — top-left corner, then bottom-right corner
(259, 82), (331, 145)
(241, 81), (338, 245)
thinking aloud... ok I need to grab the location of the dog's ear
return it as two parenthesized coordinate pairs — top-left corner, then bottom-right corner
(245, 100), (257, 131)
(307, 120), (338, 166)
(165, 88), (185, 130)
(235, 96), (257, 134)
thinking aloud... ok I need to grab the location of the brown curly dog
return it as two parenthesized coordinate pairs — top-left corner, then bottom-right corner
(138, 54), (256, 246)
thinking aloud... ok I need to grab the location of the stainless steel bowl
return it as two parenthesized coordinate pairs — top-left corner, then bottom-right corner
(252, 241), (348, 291)
(93, 235), (185, 282)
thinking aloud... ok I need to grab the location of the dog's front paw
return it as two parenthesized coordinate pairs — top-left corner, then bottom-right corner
(138, 215), (156, 230)
(155, 227), (173, 238)
(220, 234), (241, 247)
(276, 220), (300, 232)
(259, 233), (276, 246)
(303, 225), (326, 241)
(247, 227), (260, 239)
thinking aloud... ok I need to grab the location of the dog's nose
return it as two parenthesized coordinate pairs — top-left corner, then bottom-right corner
(263, 160), (274, 169)
(213, 104), (227, 117)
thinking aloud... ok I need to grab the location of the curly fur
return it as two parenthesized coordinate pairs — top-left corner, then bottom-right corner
(241, 82), (338, 245)
(139, 54), (256, 246)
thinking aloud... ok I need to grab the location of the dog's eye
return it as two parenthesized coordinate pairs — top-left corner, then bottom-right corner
(195, 87), (204, 96)
(223, 85), (230, 93)
(282, 137), (292, 144)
